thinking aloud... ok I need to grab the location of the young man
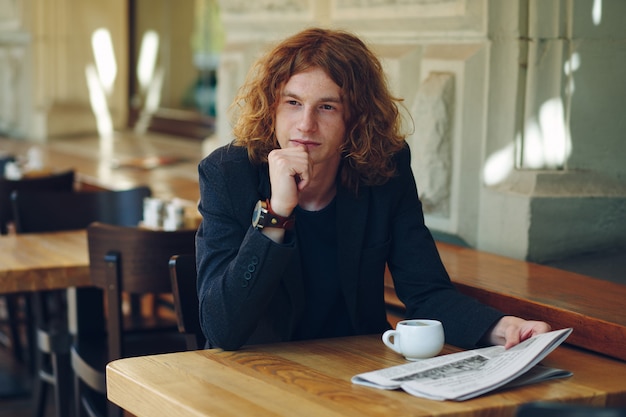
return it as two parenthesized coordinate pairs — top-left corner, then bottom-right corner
(196, 28), (550, 351)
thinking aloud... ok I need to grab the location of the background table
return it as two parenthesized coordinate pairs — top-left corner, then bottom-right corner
(0, 230), (90, 294)
(107, 334), (626, 417)
(0, 229), (90, 398)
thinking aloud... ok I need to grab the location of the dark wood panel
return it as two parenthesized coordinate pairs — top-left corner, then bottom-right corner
(384, 242), (626, 361)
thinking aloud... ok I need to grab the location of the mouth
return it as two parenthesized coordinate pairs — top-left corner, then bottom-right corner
(290, 139), (319, 149)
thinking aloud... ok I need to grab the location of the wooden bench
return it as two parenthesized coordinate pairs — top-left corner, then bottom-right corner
(384, 241), (626, 362)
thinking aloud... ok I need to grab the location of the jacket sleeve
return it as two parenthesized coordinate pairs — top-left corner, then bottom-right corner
(387, 146), (504, 349)
(195, 149), (297, 350)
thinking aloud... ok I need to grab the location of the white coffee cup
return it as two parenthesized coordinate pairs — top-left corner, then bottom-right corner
(382, 319), (444, 360)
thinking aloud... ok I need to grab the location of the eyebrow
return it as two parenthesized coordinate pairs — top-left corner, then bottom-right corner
(281, 90), (343, 104)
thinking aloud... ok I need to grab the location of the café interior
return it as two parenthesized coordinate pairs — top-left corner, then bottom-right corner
(0, 0), (625, 416)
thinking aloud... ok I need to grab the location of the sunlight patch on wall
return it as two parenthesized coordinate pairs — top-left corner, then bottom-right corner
(87, 28), (116, 160)
(592, 0), (602, 25)
(85, 64), (113, 138)
(564, 52), (580, 94)
(137, 30), (160, 93)
(483, 142), (515, 186)
(134, 67), (165, 134)
(484, 98), (573, 186)
(133, 30), (165, 134)
(522, 98), (571, 169)
(91, 29), (117, 95)
(484, 32), (582, 184)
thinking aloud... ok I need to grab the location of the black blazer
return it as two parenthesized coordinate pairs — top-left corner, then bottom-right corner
(196, 143), (503, 350)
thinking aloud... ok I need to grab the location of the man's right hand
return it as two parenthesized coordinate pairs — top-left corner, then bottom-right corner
(267, 145), (311, 217)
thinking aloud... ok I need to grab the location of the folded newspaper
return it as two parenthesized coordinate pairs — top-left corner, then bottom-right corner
(352, 327), (573, 401)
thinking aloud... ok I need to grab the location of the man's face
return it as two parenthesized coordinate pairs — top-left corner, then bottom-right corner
(275, 67), (346, 171)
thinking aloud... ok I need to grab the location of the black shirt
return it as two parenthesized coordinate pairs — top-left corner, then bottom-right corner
(294, 198), (354, 339)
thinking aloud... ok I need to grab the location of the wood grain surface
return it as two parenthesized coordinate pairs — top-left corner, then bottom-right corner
(0, 230), (90, 294)
(106, 334), (626, 417)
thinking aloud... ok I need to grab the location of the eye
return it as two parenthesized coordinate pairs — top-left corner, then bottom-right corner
(321, 104), (335, 111)
(286, 99), (300, 106)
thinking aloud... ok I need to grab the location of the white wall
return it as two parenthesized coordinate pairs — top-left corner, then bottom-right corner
(0, 0), (129, 140)
(481, 0), (626, 261)
(0, 0), (31, 138)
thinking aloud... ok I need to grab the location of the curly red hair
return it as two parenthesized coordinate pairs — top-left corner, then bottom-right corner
(231, 27), (407, 192)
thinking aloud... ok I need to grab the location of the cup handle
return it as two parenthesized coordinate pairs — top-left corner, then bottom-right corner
(382, 329), (401, 354)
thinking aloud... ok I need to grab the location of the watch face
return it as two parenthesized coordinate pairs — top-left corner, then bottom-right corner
(251, 199), (294, 230)
(251, 200), (265, 228)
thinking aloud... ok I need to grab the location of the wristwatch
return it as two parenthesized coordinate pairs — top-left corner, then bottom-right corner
(252, 199), (295, 230)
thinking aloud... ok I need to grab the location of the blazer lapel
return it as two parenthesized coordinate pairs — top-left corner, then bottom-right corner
(256, 164), (305, 328)
(336, 185), (370, 325)
(257, 165), (271, 198)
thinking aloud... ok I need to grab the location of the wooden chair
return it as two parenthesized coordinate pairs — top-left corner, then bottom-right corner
(0, 170), (75, 371)
(11, 186), (150, 232)
(10, 186), (150, 417)
(168, 254), (206, 350)
(72, 222), (195, 417)
(0, 169), (76, 234)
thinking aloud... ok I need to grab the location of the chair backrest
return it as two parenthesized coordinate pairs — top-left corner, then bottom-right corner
(86, 222), (196, 360)
(0, 169), (75, 234)
(169, 254), (205, 350)
(11, 186), (151, 233)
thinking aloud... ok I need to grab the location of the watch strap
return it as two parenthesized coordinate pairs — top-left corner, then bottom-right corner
(258, 199), (295, 230)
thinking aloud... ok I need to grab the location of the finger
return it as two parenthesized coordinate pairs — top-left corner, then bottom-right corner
(504, 326), (521, 349)
(520, 326), (535, 340)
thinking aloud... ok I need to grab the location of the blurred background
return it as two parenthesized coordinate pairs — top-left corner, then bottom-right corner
(0, 0), (624, 268)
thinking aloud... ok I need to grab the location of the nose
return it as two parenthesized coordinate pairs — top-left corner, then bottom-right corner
(297, 107), (317, 132)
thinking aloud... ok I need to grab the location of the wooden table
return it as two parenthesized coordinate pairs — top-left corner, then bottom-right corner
(106, 335), (626, 417)
(0, 229), (90, 398)
(0, 229), (90, 294)
(0, 135), (202, 202)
